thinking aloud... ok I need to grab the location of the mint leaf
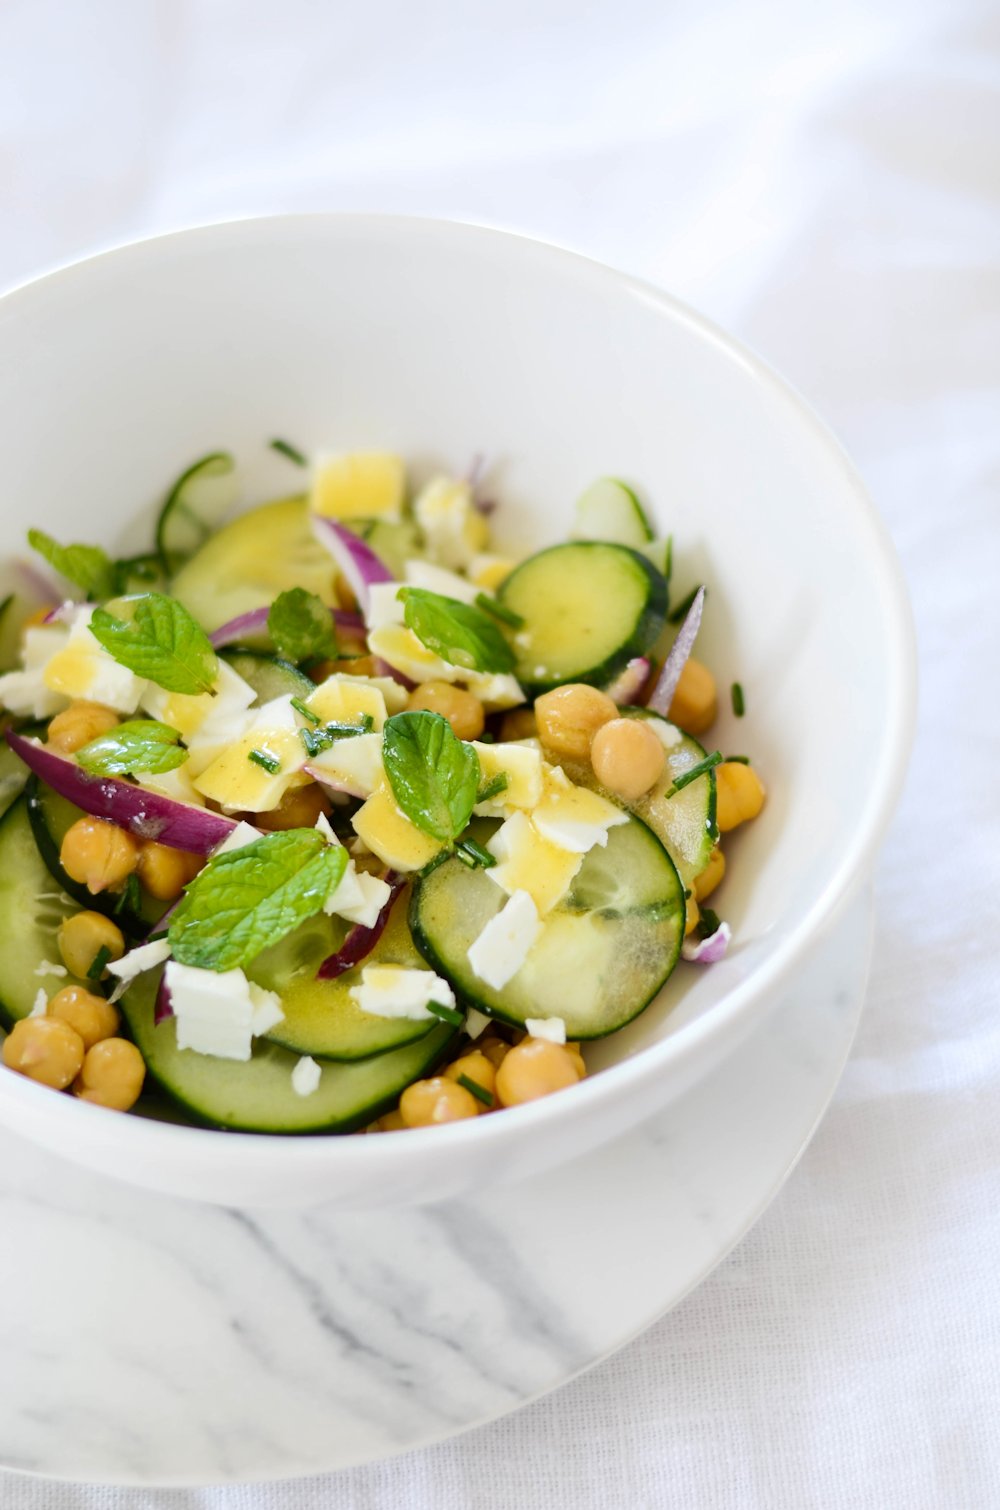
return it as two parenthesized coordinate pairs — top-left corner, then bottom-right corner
(168, 829), (347, 972)
(27, 529), (115, 601)
(76, 720), (188, 777)
(399, 589), (516, 674)
(267, 588), (337, 664)
(381, 710), (481, 843)
(89, 593), (217, 695)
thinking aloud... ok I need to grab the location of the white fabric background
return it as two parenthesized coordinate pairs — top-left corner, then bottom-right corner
(1, 0), (998, 1504)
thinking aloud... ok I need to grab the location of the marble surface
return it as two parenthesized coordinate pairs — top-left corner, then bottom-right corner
(0, 889), (870, 1488)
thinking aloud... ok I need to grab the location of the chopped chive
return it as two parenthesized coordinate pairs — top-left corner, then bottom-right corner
(113, 874), (142, 917)
(291, 697), (321, 725)
(326, 715), (374, 739)
(300, 727), (328, 758)
(669, 585), (705, 624)
(725, 754), (751, 765)
(86, 945), (112, 981)
(476, 772), (509, 804)
(731, 682), (745, 717)
(270, 438), (308, 466)
(248, 748), (281, 774)
(458, 1073), (494, 1108)
(426, 1000), (464, 1028)
(418, 851), (449, 879)
(456, 837), (497, 869)
(667, 750), (723, 797)
(475, 592), (524, 629)
(147, 930), (168, 942)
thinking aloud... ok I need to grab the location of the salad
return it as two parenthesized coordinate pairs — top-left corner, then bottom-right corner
(0, 449), (764, 1133)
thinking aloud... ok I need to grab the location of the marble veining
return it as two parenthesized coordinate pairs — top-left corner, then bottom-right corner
(0, 891), (870, 1487)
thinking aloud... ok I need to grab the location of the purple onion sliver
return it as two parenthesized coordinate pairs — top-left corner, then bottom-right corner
(646, 587), (706, 717)
(310, 516), (394, 615)
(681, 921), (731, 964)
(605, 656), (651, 705)
(317, 874), (404, 980)
(153, 975), (174, 1024)
(373, 657), (414, 688)
(42, 601), (79, 626)
(15, 559), (64, 606)
(5, 731), (236, 853)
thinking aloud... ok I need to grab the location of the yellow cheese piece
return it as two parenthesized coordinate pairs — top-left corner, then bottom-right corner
(193, 729), (307, 812)
(351, 782), (443, 872)
(306, 677), (389, 730)
(310, 453), (406, 521)
(471, 740), (544, 813)
(413, 476), (489, 569)
(468, 554), (515, 593)
(486, 810), (583, 915)
(531, 765), (629, 852)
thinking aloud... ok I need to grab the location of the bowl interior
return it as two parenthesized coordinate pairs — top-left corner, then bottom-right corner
(0, 217), (913, 1177)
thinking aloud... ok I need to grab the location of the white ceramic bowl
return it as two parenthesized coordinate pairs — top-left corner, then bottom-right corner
(0, 216), (915, 1207)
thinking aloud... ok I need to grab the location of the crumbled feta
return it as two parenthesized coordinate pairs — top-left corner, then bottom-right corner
(137, 764), (205, 807)
(646, 718), (684, 751)
(165, 961), (257, 1061)
(306, 676), (389, 731)
(248, 982), (285, 1037)
(307, 731), (384, 798)
(349, 965), (455, 1021)
(41, 606), (147, 713)
(365, 581), (405, 633)
(212, 820), (264, 856)
(30, 988), (48, 1018)
(141, 658), (256, 740)
(467, 890), (541, 989)
(464, 1008), (493, 1040)
(315, 811), (337, 845)
(291, 1055), (322, 1097)
(403, 559), (479, 603)
(325, 863), (392, 928)
(33, 960), (67, 978)
(368, 623), (523, 710)
(525, 1016), (567, 1044)
(471, 740), (544, 815)
(0, 625), (71, 718)
(106, 937), (173, 984)
(486, 810), (583, 915)
(531, 767), (629, 854)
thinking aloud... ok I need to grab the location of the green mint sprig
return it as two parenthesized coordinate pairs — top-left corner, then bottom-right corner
(89, 593), (218, 695)
(27, 530), (116, 602)
(76, 719), (188, 777)
(381, 710), (481, 844)
(168, 828), (348, 972)
(398, 588), (515, 675)
(267, 587), (337, 665)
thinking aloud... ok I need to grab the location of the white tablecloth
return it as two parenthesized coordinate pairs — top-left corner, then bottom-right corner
(1, 1), (998, 1504)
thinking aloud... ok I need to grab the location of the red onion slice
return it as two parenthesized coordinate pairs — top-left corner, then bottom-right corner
(317, 874), (404, 980)
(6, 731), (236, 853)
(311, 517), (395, 615)
(646, 587), (705, 717)
(209, 604), (365, 650)
(681, 921), (731, 964)
(154, 974), (174, 1024)
(605, 656), (651, 705)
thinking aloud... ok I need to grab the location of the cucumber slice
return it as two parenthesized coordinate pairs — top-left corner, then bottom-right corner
(574, 478), (654, 547)
(355, 517), (424, 578)
(249, 886), (435, 1061)
(25, 777), (164, 938)
(220, 650), (315, 703)
(0, 726), (38, 819)
(171, 497), (339, 635)
(498, 542), (667, 694)
(0, 796), (78, 1028)
(118, 969), (456, 1133)
(113, 553), (167, 596)
(564, 709), (717, 888)
(411, 814), (683, 1038)
(156, 452), (239, 576)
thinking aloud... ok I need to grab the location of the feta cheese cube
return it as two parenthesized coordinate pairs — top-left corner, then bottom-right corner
(525, 1015), (567, 1044)
(248, 982), (285, 1037)
(307, 730), (384, 798)
(106, 937), (173, 984)
(464, 1007), (493, 1040)
(351, 782), (443, 872)
(349, 965), (455, 1021)
(486, 810), (583, 915)
(467, 890), (541, 989)
(306, 676), (389, 731)
(471, 740), (544, 815)
(368, 624), (523, 710)
(212, 820), (264, 856)
(364, 582), (405, 634)
(403, 559), (479, 603)
(136, 764), (205, 807)
(531, 766), (629, 853)
(142, 658), (256, 740)
(310, 452), (406, 521)
(325, 864), (392, 928)
(291, 1055), (322, 1097)
(41, 607), (146, 713)
(164, 961), (257, 1061)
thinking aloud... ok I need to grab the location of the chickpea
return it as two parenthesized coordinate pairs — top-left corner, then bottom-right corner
(444, 1050), (497, 1107)
(375, 1108), (407, 1132)
(60, 817), (139, 894)
(564, 1042), (587, 1078)
(590, 717), (666, 799)
(500, 708), (537, 742)
(58, 911), (125, 979)
(478, 1035), (512, 1069)
(74, 1037), (146, 1111)
(135, 841), (201, 901)
(495, 1038), (583, 1107)
(685, 895), (700, 936)
(406, 682), (485, 741)
(667, 657), (717, 735)
(694, 846), (726, 901)
(399, 1076), (479, 1127)
(309, 654), (377, 682)
(534, 684), (617, 760)
(715, 762), (766, 832)
(2, 1016), (84, 1089)
(47, 985), (120, 1049)
(255, 783), (332, 833)
(47, 701), (120, 755)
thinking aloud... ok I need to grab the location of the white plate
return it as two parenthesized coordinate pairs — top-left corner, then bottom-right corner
(0, 886), (871, 1488)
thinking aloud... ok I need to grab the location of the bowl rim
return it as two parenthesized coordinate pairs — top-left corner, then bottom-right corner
(0, 212), (917, 1163)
